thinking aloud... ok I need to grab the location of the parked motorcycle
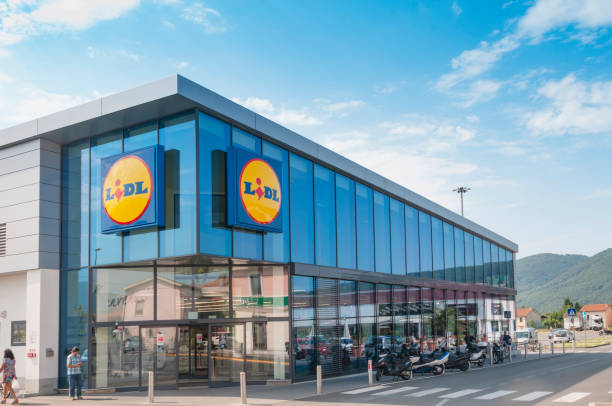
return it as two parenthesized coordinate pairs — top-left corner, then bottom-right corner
(409, 343), (449, 376)
(445, 347), (471, 371)
(492, 341), (505, 364)
(374, 349), (414, 381)
(468, 341), (488, 367)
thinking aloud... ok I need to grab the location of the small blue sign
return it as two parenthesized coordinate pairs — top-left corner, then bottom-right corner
(100, 145), (165, 233)
(582, 311), (586, 318)
(567, 308), (577, 317)
(504, 311), (512, 319)
(227, 146), (283, 233)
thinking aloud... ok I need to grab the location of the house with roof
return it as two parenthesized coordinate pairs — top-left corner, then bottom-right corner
(516, 307), (542, 329)
(580, 304), (612, 329)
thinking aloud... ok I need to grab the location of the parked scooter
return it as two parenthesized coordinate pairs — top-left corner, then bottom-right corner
(467, 339), (488, 367)
(374, 348), (414, 381)
(445, 347), (471, 371)
(409, 342), (449, 376)
(492, 341), (505, 364)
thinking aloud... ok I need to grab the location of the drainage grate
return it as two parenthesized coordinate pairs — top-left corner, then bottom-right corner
(0, 223), (6, 256)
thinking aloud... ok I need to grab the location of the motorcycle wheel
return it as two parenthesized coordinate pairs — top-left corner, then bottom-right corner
(460, 359), (470, 372)
(375, 369), (382, 381)
(400, 367), (413, 380)
(432, 364), (445, 376)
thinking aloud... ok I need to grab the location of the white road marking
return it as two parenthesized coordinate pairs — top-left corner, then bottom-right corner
(474, 390), (516, 400)
(513, 391), (553, 401)
(553, 392), (591, 403)
(406, 388), (450, 397)
(342, 385), (389, 394)
(439, 389), (483, 399)
(372, 386), (418, 395)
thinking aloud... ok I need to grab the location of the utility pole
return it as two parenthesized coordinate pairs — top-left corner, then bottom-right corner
(453, 186), (471, 216)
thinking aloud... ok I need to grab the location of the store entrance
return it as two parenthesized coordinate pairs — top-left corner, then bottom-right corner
(178, 323), (245, 386)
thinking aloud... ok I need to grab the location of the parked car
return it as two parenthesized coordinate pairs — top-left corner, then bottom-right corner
(515, 328), (538, 345)
(549, 329), (574, 343)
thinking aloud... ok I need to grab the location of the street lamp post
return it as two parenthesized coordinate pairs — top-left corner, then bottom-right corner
(453, 186), (471, 216)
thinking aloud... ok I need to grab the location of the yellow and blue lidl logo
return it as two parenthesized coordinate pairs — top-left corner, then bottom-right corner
(239, 158), (281, 225)
(103, 156), (153, 225)
(100, 145), (165, 233)
(227, 146), (283, 233)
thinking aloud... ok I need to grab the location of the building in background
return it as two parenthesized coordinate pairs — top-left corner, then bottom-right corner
(516, 307), (542, 329)
(0, 75), (517, 393)
(580, 304), (612, 329)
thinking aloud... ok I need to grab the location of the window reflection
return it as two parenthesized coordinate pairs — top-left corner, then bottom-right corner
(335, 175), (356, 269)
(390, 199), (405, 275)
(355, 184), (374, 271)
(93, 268), (154, 322)
(232, 266), (288, 318)
(373, 192), (390, 273)
(289, 154), (314, 263)
(314, 165), (336, 267)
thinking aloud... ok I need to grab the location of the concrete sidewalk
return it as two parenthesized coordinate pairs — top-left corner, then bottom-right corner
(19, 351), (573, 406)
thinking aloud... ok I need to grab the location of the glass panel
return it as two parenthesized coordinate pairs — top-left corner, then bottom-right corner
(232, 265), (288, 318)
(141, 327), (177, 387)
(408, 287), (421, 339)
(443, 222), (455, 281)
(340, 317), (359, 373)
(474, 236), (484, 284)
(484, 241), (492, 285)
(314, 165), (336, 267)
(405, 206), (420, 277)
(418, 211), (432, 277)
(289, 154), (314, 263)
(355, 183), (374, 271)
(358, 281), (375, 319)
(422, 288), (434, 349)
(93, 268), (154, 322)
(465, 233), (475, 283)
(434, 290), (447, 342)
(293, 319), (316, 379)
(335, 174), (356, 269)
(492, 244), (500, 287)
(509, 252), (515, 288)
(390, 199), (406, 275)
(123, 122), (159, 262)
(210, 324), (245, 384)
(91, 326), (139, 388)
(373, 192), (391, 273)
(456, 291), (467, 346)
(232, 127), (263, 260)
(316, 278), (338, 320)
(339, 280), (357, 319)
(159, 112), (197, 257)
(432, 217), (444, 280)
(500, 249), (508, 287)
(199, 112), (232, 256)
(246, 321), (289, 381)
(262, 141), (290, 262)
(392, 286), (407, 350)
(59, 268), (89, 388)
(454, 227), (465, 283)
(446, 290), (457, 346)
(157, 266), (230, 320)
(359, 317), (376, 368)
(377, 284), (392, 351)
(317, 318), (340, 377)
(292, 276), (315, 321)
(61, 139), (89, 269)
(90, 131), (122, 266)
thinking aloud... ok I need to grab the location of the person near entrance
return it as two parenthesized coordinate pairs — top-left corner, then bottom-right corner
(66, 347), (84, 400)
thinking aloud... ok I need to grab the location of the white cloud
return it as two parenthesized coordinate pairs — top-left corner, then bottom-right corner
(0, 85), (84, 125)
(466, 114), (480, 123)
(321, 100), (365, 117)
(459, 79), (503, 107)
(437, 0), (612, 92)
(176, 60), (189, 70)
(181, 3), (227, 33)
(162, 19), (175, 29)
(1, 0), (140, 46)
(452, 1), (462, 16)
(232, 97), (322, 127)
(86, 45), (140, 62)
(524, 74), (612, 135)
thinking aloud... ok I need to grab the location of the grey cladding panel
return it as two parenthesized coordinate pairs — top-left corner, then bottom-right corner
(37, 99), (101, 135)
(101, 75), (179, 116)
(0, 149), (41, 176)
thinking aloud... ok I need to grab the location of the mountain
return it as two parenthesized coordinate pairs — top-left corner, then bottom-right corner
(516, 249), (612, 314)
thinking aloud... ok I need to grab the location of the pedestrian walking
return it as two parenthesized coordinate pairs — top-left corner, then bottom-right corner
(0, 349), (17, 404)
(66, 347), (84, 401)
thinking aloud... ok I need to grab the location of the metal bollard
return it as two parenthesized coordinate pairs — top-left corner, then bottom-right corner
(551, 340), (554, 355)
(489, 344), (493, 366)
(148, 371), (154, 403)
(240, 371), (247, 404)
(538, 343), (542, 358)
(573, 338), (576, 352)
(524, 343), (527, 360)
(368, 359), (373, 385)
(563, 341), (565, 354)
(316, 365), (322, 395)
(509, 345), (512, 363)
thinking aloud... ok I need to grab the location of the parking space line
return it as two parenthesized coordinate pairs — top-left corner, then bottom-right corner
(474, 390), (516, 400)
(342, 385), (389, 394)
(406, 388), (450, 397)
(553, 392), (591, 403)
(513, 391), (553, 401)
(438, 389), (483, 398)
(372, 386), (419, 395)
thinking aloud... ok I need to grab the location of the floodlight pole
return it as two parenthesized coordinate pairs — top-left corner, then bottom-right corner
(453, 186), (471, 216)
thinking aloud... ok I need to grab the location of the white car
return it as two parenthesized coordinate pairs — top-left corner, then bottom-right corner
(550, 329), (575, 343)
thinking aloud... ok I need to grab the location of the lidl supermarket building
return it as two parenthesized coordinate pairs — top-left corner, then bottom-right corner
(0, 75), (517, 394)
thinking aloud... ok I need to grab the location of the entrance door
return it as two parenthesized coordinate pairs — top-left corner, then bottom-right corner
(192, 327), (209, 378)
(209, 323), (245, 386)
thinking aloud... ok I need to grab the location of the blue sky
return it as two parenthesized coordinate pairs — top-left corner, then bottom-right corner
(1, 0), (612, 257)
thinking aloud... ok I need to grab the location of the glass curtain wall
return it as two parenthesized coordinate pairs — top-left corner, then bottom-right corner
(405, 206), (420, 277)
(443, 222), (455, 281)
(432, 218), (444, 280)
(418, 212), (432, 278)
(358, 282), (376, 368)
(335, 175), (356, 269)
(355, 184), (374, 271)
(373, 192), (391, 274)
(390, 199), (406, 275)
(290, 154), (314, 263)
(339, 280), (358, 373)
(314, 165), (336, 267)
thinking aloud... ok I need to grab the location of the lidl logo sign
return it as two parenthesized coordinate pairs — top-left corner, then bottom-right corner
(100, 145), (165, 233)
(227, 146), (282, 232)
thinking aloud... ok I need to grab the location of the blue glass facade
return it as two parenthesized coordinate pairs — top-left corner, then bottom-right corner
(58, 107), (516, 388)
